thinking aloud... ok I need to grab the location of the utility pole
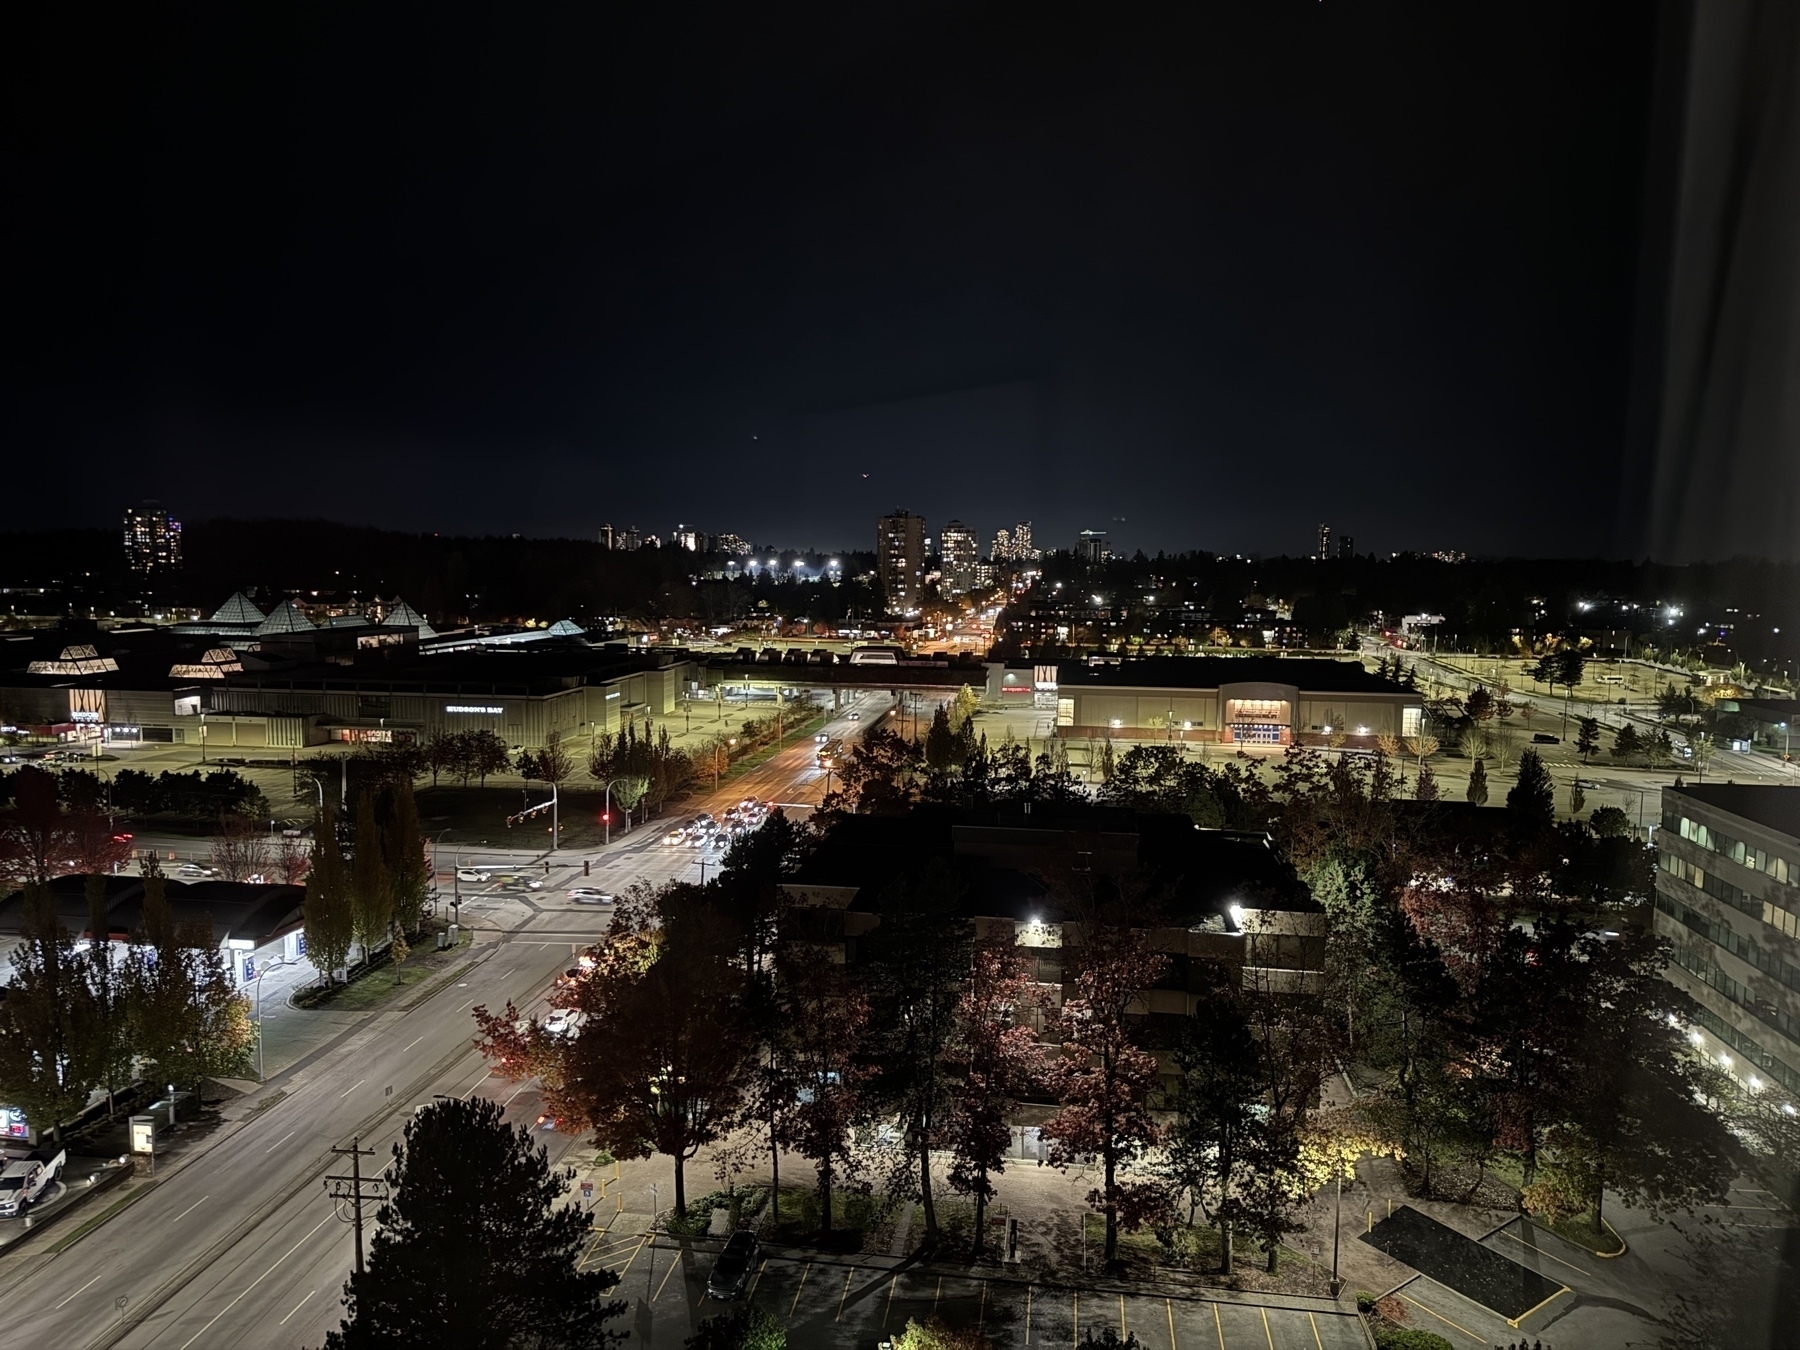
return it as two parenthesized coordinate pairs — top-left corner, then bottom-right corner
(325, 1138), (384, 1276)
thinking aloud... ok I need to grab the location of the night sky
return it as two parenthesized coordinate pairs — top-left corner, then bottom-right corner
(14, 4), (1658, 557)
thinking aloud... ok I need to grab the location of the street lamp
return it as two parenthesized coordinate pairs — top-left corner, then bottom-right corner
(597, 778), (633, 847)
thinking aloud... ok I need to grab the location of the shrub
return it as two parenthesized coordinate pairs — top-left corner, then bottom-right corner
(1355, 1291), (1377, 1315)
(1373, 1329), (1453, 1350)
(686, 1303), (785, 1350)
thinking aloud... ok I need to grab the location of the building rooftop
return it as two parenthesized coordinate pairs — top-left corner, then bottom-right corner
(1668, 783), (1800, 840)
(0, 875), (305, 949)
(1053, 655), (1410, 695)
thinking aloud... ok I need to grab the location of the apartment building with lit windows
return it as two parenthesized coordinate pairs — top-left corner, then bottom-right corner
(1655, 783), (1800, 1099)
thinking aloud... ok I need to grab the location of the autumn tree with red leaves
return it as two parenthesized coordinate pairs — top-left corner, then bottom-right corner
(773, 941), (872, 1237)
(475, 882), (757, 1219)
(1040, 918), (1170, 1267)
(0, 766), (130, 886)
(944, 937), (1045, 1257)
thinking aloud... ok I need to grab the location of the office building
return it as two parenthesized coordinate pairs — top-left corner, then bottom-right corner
(992, 527), (1012, 561)
(1338, 534), (1355, 559)
(1655, 784), (1800, 1100)
(671, 524), (701, 552)
(124, 501), (182, 573)
(1316, 523), (1331, 560)
(940, 520), (979, 594)
(877, 509), (926, 614)
(1076, 529), (1110, 563)
(713, 532), (753, 556)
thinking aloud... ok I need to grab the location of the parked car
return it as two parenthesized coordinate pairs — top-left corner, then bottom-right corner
(568, 888), (614, 905)
(1531, 733), (1559, 744)
(706, 1229), (760, 1300)
(0, 1149), (64, 1218)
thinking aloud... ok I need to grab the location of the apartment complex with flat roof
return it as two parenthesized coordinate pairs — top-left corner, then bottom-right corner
(1655, 783), (1800, 1101)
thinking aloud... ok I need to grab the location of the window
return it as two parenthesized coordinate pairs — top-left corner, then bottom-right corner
(1402, 705), (1422, 738)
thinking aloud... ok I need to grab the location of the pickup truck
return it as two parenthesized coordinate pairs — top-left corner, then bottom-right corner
(0, 1149), (65, 1218)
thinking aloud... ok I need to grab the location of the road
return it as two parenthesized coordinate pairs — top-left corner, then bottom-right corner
(0, 696), (893, 1349)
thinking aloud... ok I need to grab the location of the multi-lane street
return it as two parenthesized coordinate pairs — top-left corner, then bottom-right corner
(0, 697), (890, 1349)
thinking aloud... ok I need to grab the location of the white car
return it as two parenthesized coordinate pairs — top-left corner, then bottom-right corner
(456, 868), (490, 882)
(568, 888), (614, 905)
(663, 828), (687, 845)
(177, 863), (216, 879)
(0, 1150), (64, 1218)
(543, 1008), (588, 1039)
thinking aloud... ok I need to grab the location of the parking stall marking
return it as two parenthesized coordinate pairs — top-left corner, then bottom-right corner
(978, 1280), (987, 1333)
(1309, 1310), (1324, 1350)
(1213, 1302), (1225, 1350)
(837, 1266), (854, 1322)
(789, 1261), (812, 1320)
(748, 1257), (767, 1300)
(1396, 1291), (1484, 1343)
(652, 1252), (680, 1303)
(885, 1274), (898, 1327)
(1165, 1299), (1177, 1350)
(1260, 1305), (1274, 1349)
(1024, 1285), (1032, 1344)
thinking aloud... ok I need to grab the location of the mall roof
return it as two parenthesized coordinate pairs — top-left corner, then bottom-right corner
(0, 875), (306, 949)
(1667, 783), (1800, 841)
(790, 803), (1309, 924)
(1053, 655), (1411, 695)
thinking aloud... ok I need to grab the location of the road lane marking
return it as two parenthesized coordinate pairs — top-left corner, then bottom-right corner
(837, 1266), (854, 1321)
(55, 1271), (106, 1308)
(457, 1065), (491, 1098)
(1073, 1291), (1078, 1342)
(885, 1274), (897, 1327)
(169, 1195), (210, 1224)
(339, 1078), (366, 1099)
(264, 1130), (296, 1153)
(402, 1034), (426, 1052)
(1309, 1311), (1324, 1349)
(279, 1290), (315, 1326)
(178, 1211), (335, 1349)
(978, 1280), (987, 1332)
(1120, 1294), (1127, 1338)
(789, 1261), (812, 1319)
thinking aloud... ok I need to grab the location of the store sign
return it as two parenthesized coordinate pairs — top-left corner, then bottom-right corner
(70, 710), (101, 723)
(130, 1115), (156, 1154)
(446, 705), (504, 714)
(1, 1106), (27, 1140)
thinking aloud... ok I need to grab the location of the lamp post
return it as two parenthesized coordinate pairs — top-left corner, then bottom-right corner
(253, 964), (271, 1082)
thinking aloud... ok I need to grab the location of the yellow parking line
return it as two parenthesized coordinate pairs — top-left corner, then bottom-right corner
(1120, 1294), (1128, 1338)
(789, 1262), (812, 1320)
(884, 1274), (897, 1327)
(1396, 1293), (1484, 1343)
(1260, 1306), (1274, 1349)
(652, 1255), (679, 1303)
(1074, 1291), (1080, 1342)
(837, 1267), (853, 1322)
(748, 1257), (766, 1299)
(978, 1281), (988, 1332)
(1493, 1226), (1596, 1279)
(1214, 1302), (1225, 1349)
(1166, 1298), (1178, 1350)
(1309, 1311), (1324, 1349)
(1025, 1285), (1033, 1344)
(933, 1276), (942, 1314)
(1506, 1284), (1570, 1329)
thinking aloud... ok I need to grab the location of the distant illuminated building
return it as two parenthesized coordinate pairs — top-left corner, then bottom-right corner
(877, 509), (926, 613)
(713, 532), (754, 556)
(124, 501), (182, 573)
(1076, 529), (1110, 563)
(940, 520), (979, 594)
(671, 524), (701, 552)
(1316, 523), (1331, 561)
(1338, 534), (1355, 559)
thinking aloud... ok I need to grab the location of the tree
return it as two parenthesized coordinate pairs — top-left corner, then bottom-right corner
(1413, 759), (1439, 801)
(0, 765), (129, 887)
(773, 941), (872, 1236)
(944, 939), (1044, 1257)
(0, 884), (97, 1141)
(350, 791), (392, 959)
(518, 729), (576, 789)
(862, 861), (974, 1247)
(122, 862), (254, 1096)
(206, 812), (271, 881)
(1613, 724), (1641, 763)
(1040, 920), (1170, 1267)
(1575, 717), (1600, 764)
(478, 884), (755, 1219)
(1465, 757), (1488, 806)
(467, 730), (512, 787)
(923, 704), (961, 772)
(273, 831), (311, 886)
(1506, 749), (1554, 825)
(81, 874), (133, 1114)
(385, 779), (429, 934)
(303, 806), (355, 984)
(325, 1096), (624, 1350)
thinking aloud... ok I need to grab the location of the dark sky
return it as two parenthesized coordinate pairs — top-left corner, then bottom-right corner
(13, 3), (1658, 557)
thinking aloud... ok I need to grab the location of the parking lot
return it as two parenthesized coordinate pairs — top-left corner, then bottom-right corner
(583, 1229), (1369, 1349)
